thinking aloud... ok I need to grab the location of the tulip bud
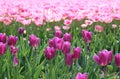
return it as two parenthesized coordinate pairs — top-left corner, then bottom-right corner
(0, 42), (6, 55)
(10, 46), (18, 55)
(75, 72), (88, 79)
(13, 56), (19, 67)
(93, 49), (113, 66)
(8, 35), (18, 46)
(62, 41), (71, 54)
(44, 46), (56, 60)
(0, 33), (6, 43)
(55, 30), (62, 38)
(18, 27), (24, 34)
(82, 30), (92, 44)
(115, 53), (120, 67)
(72, 47), (81, 59)
(63, 33), (72, 42)
(65, 53), (73, 66)
(29, 34), (40, 47)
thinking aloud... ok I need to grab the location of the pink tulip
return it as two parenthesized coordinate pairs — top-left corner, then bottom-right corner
(13, 56), (19, 67)
(54, 37), (64, 50)
(8, 35), (18, 46)
(55, 30), (62, 38)
(62, 41), (71, 54)
(62, 26), (70, 30)
(54, 26), (61, 31)
(0, 33), (6, 43)
(95, 25), (104, 32)
(82, 30), (92, 44)
(44, 46), (56, 60)
(10, 46), (18, 55)
(64, 19), (72, 25)
(65, 53), (73, 66)
(76, 72), (88, 79)
(93, 49), (113, 66)
(0, 42), (6, 55)
(63, 33), (72, 42)
(72, 47), (81, 59)
(18, 27), (24, 34)
(115, 53), (120, 67)
(29, 34), (40, 47)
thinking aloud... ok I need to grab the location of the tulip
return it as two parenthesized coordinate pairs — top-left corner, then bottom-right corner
(29, 34), (40, 47)
(0, 33), (6, 43)
(18, 27), (24, 34)
(115, 53), (120, 67)
(55, 30), (62, 38)
(93, 49), (112, 66)
(62, 41), (71, 54)
(0, 42), (6, 55)
(82, 30), (92, 44)
(64, 19), (72, 25)
(44, 46), (56, 60)
(63, 33), (72, 42)
(75, 72), (88, 79)
(72, 47), (81, 59)
(65, 53), (73, 66)
(95, 25), (104, 32)
(13, 56), (19, 67)
(10, 46), (18, 55)
(8, 35), (18, 46)
(54, 37), (64, 50)
(48, 38), (55, 48)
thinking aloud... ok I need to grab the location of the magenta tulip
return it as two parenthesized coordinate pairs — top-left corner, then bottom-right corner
(13, 56), (19, 67)
(62, 41), (71, 54)
(29, 34), (40, 47)
(0, 33), (6, 43)
(72, 47), (81, 59)
(63, 33), (72, 42)
(55, 30), (62, 38)
(44, 46), (56, 60)
(18, 27), (24, 34)
(115, 53), (120, 67)
(0, 42), (6, 55)
(10, 46), (18, 55)
(76, 72), (88, 79)
(65, 53), (73, 66)
(54, 37), (64, 50)
(82, 30), (92, 44)
(8, 35), (18, 46)
(93, 49), (113, 66)
(48, 38), (55, 48)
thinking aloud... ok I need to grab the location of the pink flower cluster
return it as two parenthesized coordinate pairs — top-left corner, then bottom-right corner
(44, 30), (82, 66)
(0, 0), (120, 26)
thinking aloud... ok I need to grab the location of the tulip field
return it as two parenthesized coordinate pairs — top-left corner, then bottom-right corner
(0, 0), (120, 79)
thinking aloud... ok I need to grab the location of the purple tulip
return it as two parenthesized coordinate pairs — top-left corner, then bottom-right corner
(62, 41), (71, 54)
(54, 37), (64, 50)
(63, 33), (72, 42)
(75, 72), (88, 79)
(93, 49), (113, 66)
(10, 46), (18, 55)
(82, 30), (92, 44)
(55, 30), (62, 38)
(44, 46), (56, 60)
(115, 53), (120, 67)
(0, 33), (6, 43)
(48, 38), (55, 48)
(0, 42), (6, 55)
(72, 47), (81, 59)
(65, 53), (73, 66)
(29, 34), (40, 47)
(8, 35), (18, 46)
(18, 27), (24, 34)
(13, 56), (19, 67)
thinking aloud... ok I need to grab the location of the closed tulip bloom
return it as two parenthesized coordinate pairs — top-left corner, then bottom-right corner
(63, 33), (72, 42)
(95, 25), (104, 32)
(44, 46), (56, 60)
(29, 34), (40, 47)
(48, 38), (55, 48)
(55, 30), (62, 38)
(115, 53), (120, 67)
(54, 37), (64, 50)
(8, 35), (18, 46)
(65, 53), (73, 66)
(13, 56), (19, 67)
(18, 27), (24, 34)
(0, 33), (6, 43)
(0, 42), (6, 55)
(62, 41), (71, 54)
(73, 47), (81, 59)
(10, 46), (18, 55)
(93, 49), (113, 66)
(76, 72), (88, 79)
(82, 30), (92, 44)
